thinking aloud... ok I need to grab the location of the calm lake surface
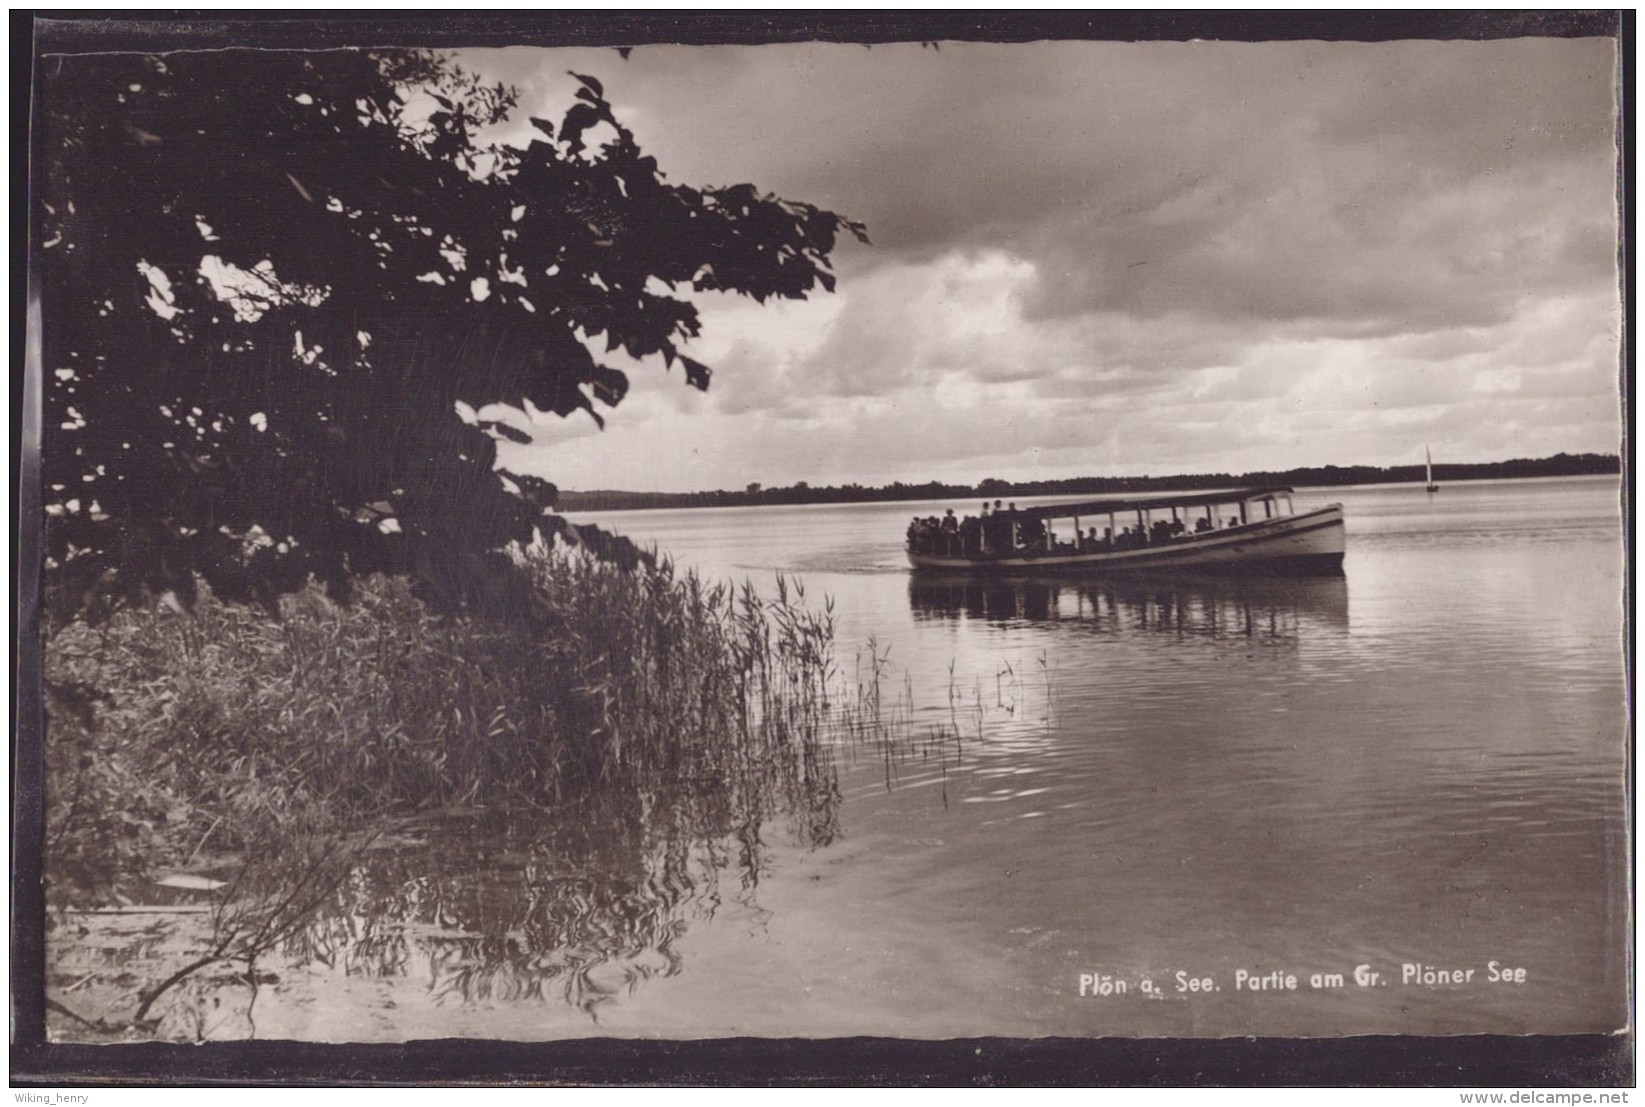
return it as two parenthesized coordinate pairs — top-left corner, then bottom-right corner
(142, 476), (1625, 1041)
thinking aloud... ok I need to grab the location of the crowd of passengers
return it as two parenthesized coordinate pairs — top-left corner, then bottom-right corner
(907, 499), (1243, 558)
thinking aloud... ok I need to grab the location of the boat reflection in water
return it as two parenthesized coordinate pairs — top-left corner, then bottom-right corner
(908, 571), (1349, 641)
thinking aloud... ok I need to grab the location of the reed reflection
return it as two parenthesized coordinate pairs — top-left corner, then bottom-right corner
(908, 573), (1348, 641)
(285, 745), (841, 1018)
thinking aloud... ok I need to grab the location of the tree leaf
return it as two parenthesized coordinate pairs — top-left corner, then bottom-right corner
(679, 356), (712, 391)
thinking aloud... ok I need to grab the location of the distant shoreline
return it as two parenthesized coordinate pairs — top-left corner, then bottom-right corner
(556, 452), (1619, 514)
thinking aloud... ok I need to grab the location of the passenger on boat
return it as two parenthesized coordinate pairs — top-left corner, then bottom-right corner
(982, 509), (1013, 554)
(960, 513), (982, 555)
(1195, 517), (1213, 533)
(941, 509), (958, 533)
(917, 516), (946, 551)
(980, 501), (992, 517)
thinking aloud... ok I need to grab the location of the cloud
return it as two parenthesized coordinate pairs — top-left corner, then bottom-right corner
(455, 36), (1620, 491)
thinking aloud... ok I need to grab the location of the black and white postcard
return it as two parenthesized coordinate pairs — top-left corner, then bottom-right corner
(15, 12), (1630, 1087)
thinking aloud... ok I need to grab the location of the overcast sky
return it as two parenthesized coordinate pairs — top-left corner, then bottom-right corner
(459, 36), (1619, 493)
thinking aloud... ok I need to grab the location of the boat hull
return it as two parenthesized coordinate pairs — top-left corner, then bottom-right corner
(907, 504), (1346, 576)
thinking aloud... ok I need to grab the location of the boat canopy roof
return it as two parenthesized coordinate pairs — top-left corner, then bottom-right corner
(1005, 486), (1296, 522)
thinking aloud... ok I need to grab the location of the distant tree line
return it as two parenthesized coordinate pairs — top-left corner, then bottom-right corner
(554, 452), (1621, 513)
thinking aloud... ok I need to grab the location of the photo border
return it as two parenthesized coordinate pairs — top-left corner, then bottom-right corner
(12, 9), (1633, 1087)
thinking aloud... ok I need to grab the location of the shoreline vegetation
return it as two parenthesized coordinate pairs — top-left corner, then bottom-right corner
(43, 547), (893, 1039)
(555, 451), (1620, 513)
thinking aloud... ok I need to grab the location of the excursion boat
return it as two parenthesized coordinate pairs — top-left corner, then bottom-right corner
(905, 486), (1345, 576)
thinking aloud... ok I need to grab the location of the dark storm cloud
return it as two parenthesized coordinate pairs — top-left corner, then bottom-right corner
(477, 37), (1614, 335)
(464, 36), (1619, 491)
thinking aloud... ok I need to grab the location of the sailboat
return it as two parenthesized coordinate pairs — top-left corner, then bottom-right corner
(1425, 446), (1439, 493)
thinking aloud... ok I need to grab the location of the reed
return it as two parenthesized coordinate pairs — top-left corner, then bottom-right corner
(45, 548), (853, 908)
(42, 543), (863, 1035)
(48, 539), (1080, 1035)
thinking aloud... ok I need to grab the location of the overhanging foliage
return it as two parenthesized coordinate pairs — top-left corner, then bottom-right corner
(38, 48), (866, 619)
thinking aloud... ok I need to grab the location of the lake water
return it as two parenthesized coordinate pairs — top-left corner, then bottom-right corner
(548, 475), (1628, 1040)
(70, 476), (1626, 1042)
